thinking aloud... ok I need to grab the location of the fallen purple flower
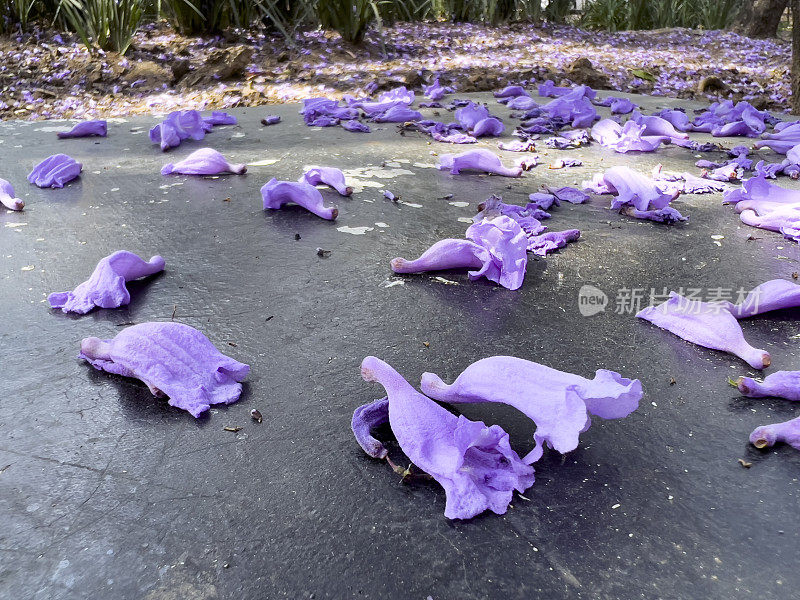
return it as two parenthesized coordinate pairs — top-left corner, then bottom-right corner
(621, 205), (688, 223)
(725, 279), (800, 318)
(57, 120), (107, 139)
(261, 115), (281, 126)
(48, 251), (165, 314)
(149, 110), (207, 151)
(702, 163), (741, 182)
(439, 149), (522, 177)
(351, 396), (389, 458)
(28, 154), (82, 188)
(737, 371), (800, 401)
(0, 178), (23, 211)
(474, 195), (547, 237)
(360, 356), (535, 520)
(161, 148), (246, 176)
(495, 85), (529, 98)
(420, 356), (642, 464)
(549, 158), (583, 169)
(79, 322), (249, 418)
(585, 166), (678, 211)
(423, 78), (452, 101)
(545, 186), (589, 204)
(591, 119), (667, 153)
(372, 105), (423, 123)
(750, 416), (800, 451)
(498, 139), (536, 152)
(455, 102), (504, 137)
(755, 122), (800, 154)
(636, 293), (771, 370)
(341, 119), (370, 133)
(506, 96), (538, 111)
(203, 111), (236, 126)
(528, 229), (581, 256)
(301, 167), (352, 196)
(261, 178), (338, 220)
(528, 192), (558, 211)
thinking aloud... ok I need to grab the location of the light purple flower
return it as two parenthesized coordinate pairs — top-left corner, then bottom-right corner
(150, 110), (208, 151)
(378, 86), (415, 104)
(630, 111), (689, 140)
(423, 78), (452, 101)
(494, 85), (529, 98)
(737, 371), (800, 401)
(48, 251), (165, 314)
(79, 322), (249, 418)
(654, 109), (692, 132)
(620, 206), (688, 223)
(341, 119), (370, 133)
(0, 178), (24, 211)
(261, 115), (281, 126)
(28, 154), (82, 188)
(439, 149), (522, 177)
(455, 102), (504, 137)
(372, 105), (423, 123)
(391, 215), (528, 290)
(300, 167), (352, 196)
(528, 229), (581, 256)
(755, 122), (800, 154)
(203, 111), (236, 126)
(541, 88), (597, 128)
(584, 166), (678, 211)
(161, 148), (246, 176)
(702, 163), (741, 182)
(359, 356), (535, 520)
(591, 119), (667, 153)
(261, 178), (338, 220)
(474, 195), (548, 237)
(506, 96), (538, 111)
(545, 186), (589, 204)
(421, 356), (642, 464)
(498, 139), (536, 152)
(750, 416), (800, 451)
(57, 120), (107, 139)
(528, 192), (558, 211)
(636, 293), (771, 370)
(725, 279), (800, 318)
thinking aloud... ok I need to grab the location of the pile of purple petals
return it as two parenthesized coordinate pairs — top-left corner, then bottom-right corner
(723, 172), (800, 242)
(353, 355), (642, 519)
(149, 109), (237, 151)
(584, 166), (686, 223)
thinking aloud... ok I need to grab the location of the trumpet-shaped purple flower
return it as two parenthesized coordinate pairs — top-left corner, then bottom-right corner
(755, 122), (800, 154)
(737, 371), (800, 401)
(372, 105), (423, 123)
(528, 192), (557, 211)
(149, 110), (208, 151)
(585, 166), (678, 211)
(506, 96), (538, 111)
(261, 115), (281, 126)
(750, 416), (800, 451)
(392, 216), (528, 290)
(261, 179), (338, 220)
(423, 78), (452, 101)
(300, 167), (352, 196)
(341, 119), (370, 133)
(351, 396), (390, 458)
(455, 102), (504, 137)
(545, 186), (589, 204)
(621, 206), (688, 223)
(629, 111), (689, 141)
(161, 148), (246, 176)
(541, 88), (597, 128)
(702, 163), (741, 182)
(48, 251), (165, 314)
(474, 195), (547, 237)
(725, 279), (800, 318)
(203, 111), (236, 126)
(591, 119), (667, 153)
(79, 322), (249, 418)
(439, 149), (522, 177)
(420, 356), (642, 464)
(28, 154), (82, 188)
(0, 178), (23, 211)
(495, 85), (529, 98)
(359, 356), (535, 520)
(57, 120), (107, 139)
(636, 293), (771, 370)
(655, 109), (692, 132)
(378, 86), (415, 104)
(498, 139), (536, 152)
(528, 229), (581, 256)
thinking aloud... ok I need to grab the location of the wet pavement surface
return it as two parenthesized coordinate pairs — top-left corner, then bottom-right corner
(2, 92), (799, 599)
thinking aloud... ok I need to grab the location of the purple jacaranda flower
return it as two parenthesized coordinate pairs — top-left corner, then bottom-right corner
(391, 215), (528, 290)
(528, 192), (558, 211)
(149, 110), (208, 151)
(494, 85), (529, 98)
(739, 207), (800, 242)
(301, 98), (357, 124)
(653, 168), (727, 195)
(702, 163), (741, 182)
(498, 139), (536, 152)
(528, 229), (580, 256)
(439, 149), (522, 177)
(0, 178), (24, 211)
(506, 96), (538, 111)
(261, 115), (281, 126)
(585, 166), (678, 211)
(636, 293), (771, 370)
(341, 119), (370, 133)
(420, 356), (642, 464)
(48, 251), (165, 314)
(549, 158), (583, 169)
(754, 160), (783, 179)
(630, 111), (689, 141)
(471, 117), (505, 137)
(378, 86), (415, 104)
(541, 88), (597, 128)
(359, 356), (535, 520)
(544, 136), (578, 150)
(591, 119), (667, 153)
(596, 97), (636, 114)
(725, 279), (800, 318)
(755, 122), (800, 154)
(351, 396), (389, 458)
(432, 130), (477, 144)
(423, 78), (452, 101)
(307, 115), (340, 127)
(723, 172), (800, 207)
(545, 186), (589, 204)
(736, 371), (800, 401)
(750, 416), (800, 451)
(621, 205), (688, 223)
(203, 111), (237, 126)
(28, 154), (82, 188)
(516, 156), (539, 171)
(538, 81), (595, 99)
(372, 105), (423, 123)
(300, 167), (352, 196)
(695, 159), (721, 169)
(79, 322), (249, 418)
(474, 195), (547, 237)
(161, 148), (245, 176)
(261, 178), (338, 220)
(455, 102), (504, 137)
(655, 109), (693, 132)
(57, 120), (107, 139)
(419, 102), (442, 109)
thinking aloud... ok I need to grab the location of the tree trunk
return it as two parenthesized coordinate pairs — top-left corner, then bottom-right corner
(792, 0), (800, 113)
(733, 0), (789, 38)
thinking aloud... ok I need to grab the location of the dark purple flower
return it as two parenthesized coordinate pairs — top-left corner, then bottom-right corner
(28, 154), (82, 188)
(48, 251), (165, 314)
(439, 149), (522, 177)
(737, 371), (800, 401)
(261, 115), (281, 126)
(57, 120), (107, 139)
(261, 178), (338, 220)
(636, 293), (771, 370)
(161, 148), (246, 176)
(750, 416), (800, 451)
(0, 178), (23, 211)
(300, 167), (352, 196)
(421, 355), (641, 463)
(359, 356), (535, 520)
(79, 322), (249, 418)
(351, 396), (389, 458)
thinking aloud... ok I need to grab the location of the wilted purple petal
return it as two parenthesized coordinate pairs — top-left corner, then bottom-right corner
(609, 98), (636, 114)
(28, 154), (82, 188)
(636, 293), (770, 370)
(423, 78), (452, 101)
(420, 356), (641, 464)
(161, 148), (245, 176)
(655, 109), (693, 132)
(528, 229), (580, 256)
(506, 96), (538, 111)
(545, 186), (589, 204)
(726, 279), (800, 318)
(150, 110), (207, 151)
(48, 251), (165, 314)
(702, 163), (741, 182)
(471, 117), (505, 137)
(755, 122), (800, 154)
(261, 178), (338, 220)
(498, 139), (536, 152)
(587, 166), (678, 211)
(474, 195), (547, 237)
(341, 119), (370, 133)
(750, 416), (800, 451)
(549, 158), (583, 168)
(351, 396), (389, 458)
(372, 105), (423, 123)
(439, 149), (522, 177)
(360, 356), (535, 520)
(203, 111), (237, 126)
(57, 120), (107, 139)
(79, 322), (249, 418)
(0, 178), (24, 210)
(494, 85), (529, 98)
(528, 192), (558, 210)
(621, 205), (688, 223)
(737, 371), (800, 401)
(301, 167), (352, 196)
(592, 119), (667, 153)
